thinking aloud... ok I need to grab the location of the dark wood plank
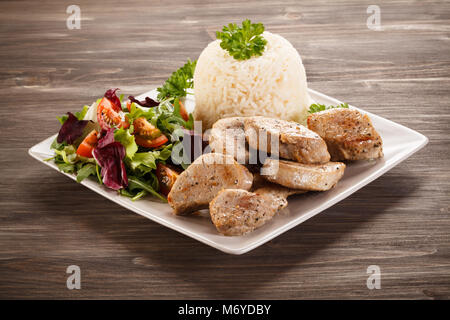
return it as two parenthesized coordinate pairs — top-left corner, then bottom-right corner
(0, 0), (449, 299)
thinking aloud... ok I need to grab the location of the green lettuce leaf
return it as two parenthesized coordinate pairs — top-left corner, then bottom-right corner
(126, 102), (155, 127)
(57, 162), (76, 173)
(127, 175), (166, 202)
(308, 103), (349, 114)
(54, 145), (77, 164)
(76, 163), (97, 183)
(50, 138), (67, 151)
(128, 144), (173, 176)
(57, 105), (90, 124)
(114, 128), (138, 159)
(130, 152), (158, 170)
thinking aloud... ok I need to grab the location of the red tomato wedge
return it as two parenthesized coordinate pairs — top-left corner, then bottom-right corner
(156, 163), (179, 196)
(76, 130), (98, 158)
(133, 117), (161, 138)
(134, 134), (168, 149)
(178, 100), (189, 122)
(97, 97), (129, 130)
(133, 117), (169, 148)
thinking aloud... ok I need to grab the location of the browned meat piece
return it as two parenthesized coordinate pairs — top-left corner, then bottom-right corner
(262, 159), (346, 191)
(208, 117), (249, 164)
(307, 108), (383, 161)
(243, 117), (330, 164)
(250, 172), (268, 190)
(210, 184), (305, 236)
(167, 153), (253, 215)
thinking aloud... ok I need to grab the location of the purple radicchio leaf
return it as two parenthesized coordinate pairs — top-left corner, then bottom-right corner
(93, 142), (128, 190)
(97, 128), (116, 148)
(128, 95), (159, 108)
(57, 112), (89, 144)
(104, 88), (122, 111)
(92, 129), (128, 190)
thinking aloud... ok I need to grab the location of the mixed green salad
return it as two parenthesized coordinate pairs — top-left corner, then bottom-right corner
(49, 60), (199, 202)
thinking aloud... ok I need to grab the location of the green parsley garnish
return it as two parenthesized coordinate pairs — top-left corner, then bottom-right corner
(216, 19), (267, 60)
(157, 59), (196, 101)
(308, 103), (349, 114)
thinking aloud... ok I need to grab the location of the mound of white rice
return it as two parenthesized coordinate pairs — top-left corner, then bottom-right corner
(193, 31), (312, 129)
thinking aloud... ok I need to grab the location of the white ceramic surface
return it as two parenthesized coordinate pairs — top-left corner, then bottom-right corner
(29, 88), (428, 254)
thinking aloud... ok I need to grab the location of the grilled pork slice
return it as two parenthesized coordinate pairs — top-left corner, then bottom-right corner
(210, 184), (305, 236)
(209, 117), (249, 164)
(167, 153), (253, 215)
(262, 159), (346, 191)
(250, 172), (269, 191)
(307, 108), (383, 161)
(243, 117), (330, 164)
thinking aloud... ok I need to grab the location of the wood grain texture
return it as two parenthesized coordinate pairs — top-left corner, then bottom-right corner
(0, 0), (449, 299)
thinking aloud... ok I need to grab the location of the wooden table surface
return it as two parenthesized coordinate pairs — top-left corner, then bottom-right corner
(1, 0), (449, 299)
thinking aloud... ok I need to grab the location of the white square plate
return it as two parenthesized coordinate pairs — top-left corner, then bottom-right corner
(29, 88), (428, 254)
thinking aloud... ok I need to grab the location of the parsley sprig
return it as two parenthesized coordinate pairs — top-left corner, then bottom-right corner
(157, 59), (197, 101)
(216, 19), (267, 60)
(308, 103), (349, 114)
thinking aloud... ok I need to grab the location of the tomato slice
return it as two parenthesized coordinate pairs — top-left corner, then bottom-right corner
(97, 97), (129, 130)
(76, 130), (98, 158)
(135, 134), (168, 149)
(133, 117), (169, 148)
(156, 163), (179, 196)
(178, 100), (189, 122)
(133, 117), (161, 138)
